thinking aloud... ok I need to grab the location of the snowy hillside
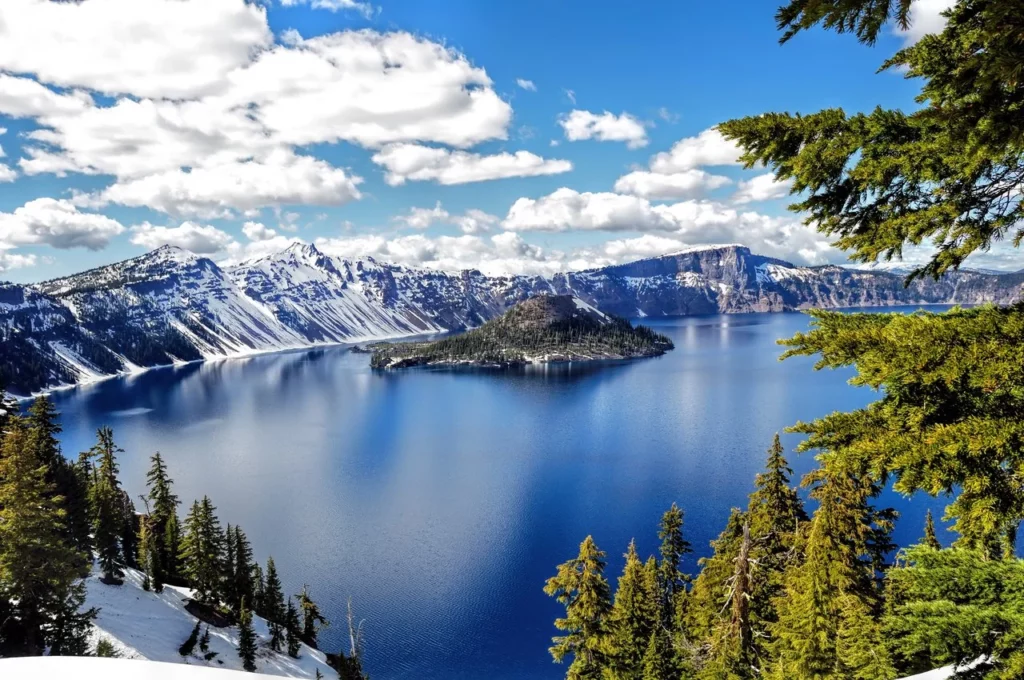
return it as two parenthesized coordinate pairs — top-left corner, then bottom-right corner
(2, 242), (1021, 395)
(82, 563), (333, 678)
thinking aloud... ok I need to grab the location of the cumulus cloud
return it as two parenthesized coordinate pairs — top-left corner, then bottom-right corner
(516, 78), (537, 92)
(0, 0), (272, 99)
(96, 151), (363, 218)
(731, 173), (793, 204)
(614, 169), (732, 200)
(372, 143), (572, 185)
(394, 202), (450, 230)
(901, 0), (954, 43)
(129, 222), (236, 255)
(0, 251), (37, 273)
(502, 188), (836, 264)
(0, 164), (16, 183)
(650, 127), (741, 173)
(242, 221), (278, 242)
(559, 110), (648, 149)
(452, 209), (500, 235)
(0, 198), (124, 250)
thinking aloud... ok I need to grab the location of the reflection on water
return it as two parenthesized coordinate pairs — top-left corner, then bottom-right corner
(43, 309), (955, 680)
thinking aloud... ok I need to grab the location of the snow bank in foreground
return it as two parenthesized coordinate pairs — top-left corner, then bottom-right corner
(1, 656), (261, 679)
(81, 563), (333, 678)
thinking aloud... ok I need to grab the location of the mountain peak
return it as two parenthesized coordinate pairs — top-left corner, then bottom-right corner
(283, 241), (323, 259)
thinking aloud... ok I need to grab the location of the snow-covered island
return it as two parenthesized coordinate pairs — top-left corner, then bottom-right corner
(369, 294), (674, 369)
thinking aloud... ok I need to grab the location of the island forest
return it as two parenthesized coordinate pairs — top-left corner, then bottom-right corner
(2, 0), (1024, 679)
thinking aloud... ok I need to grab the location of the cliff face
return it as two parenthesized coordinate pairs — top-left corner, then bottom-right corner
(2, 243), (1020, 394)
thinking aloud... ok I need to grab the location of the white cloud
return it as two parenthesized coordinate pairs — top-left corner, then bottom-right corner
(452, 209), (499, 235)
(516, 78), (537, 92)
(281, 0), (374, 17)
(0, 250), (37, 273)
(901, 0), (954, 43)
(242, 221), (278, 242)
(614, 169), (732, 200)
(129, 222), (236, 255)
(650, 127), (741, 173)
(372, 143), (572, 185)
(0, 164), (15, 183)
(0, 198), (124, 250)
(395, 202), (450, 230)
(731, 173), (793, 204)
(96, 151), (363, 218)
(0, 0), (272, 99)
(502, 188), (836, 264)
(563, 89), (577, 105)
(559, 110), (648, 149)
(656, 107), (680, 124)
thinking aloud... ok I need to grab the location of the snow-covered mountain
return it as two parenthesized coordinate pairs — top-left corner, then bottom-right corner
(2, 243), (1021, 395)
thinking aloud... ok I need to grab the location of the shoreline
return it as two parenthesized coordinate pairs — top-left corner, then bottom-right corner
(11, 300), (977, 400)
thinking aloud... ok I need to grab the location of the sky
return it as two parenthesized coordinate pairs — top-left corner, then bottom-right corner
(2, 0), (1008, 284)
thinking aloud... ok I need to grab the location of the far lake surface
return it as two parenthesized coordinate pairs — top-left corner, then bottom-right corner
(43, 308), (953, 680)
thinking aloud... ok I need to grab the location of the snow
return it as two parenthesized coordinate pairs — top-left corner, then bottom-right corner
(83, 563), (334, 678)
(0, 657), (265, 680)
(571, 296), (609, 322)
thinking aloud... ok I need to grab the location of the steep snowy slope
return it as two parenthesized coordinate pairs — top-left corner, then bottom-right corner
(83, 563), (334, 678)
(3, 243), (1021, 395)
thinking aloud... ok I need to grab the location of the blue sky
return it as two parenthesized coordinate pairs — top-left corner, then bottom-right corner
(2, 0), (994, 284)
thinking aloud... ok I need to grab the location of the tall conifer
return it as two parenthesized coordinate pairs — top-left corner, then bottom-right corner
(89, 427), (125, 582)
(297, 585), (328, 647)
(609, 540), (659, 679)
(923, 510), (941, 550)
(544, 535), (614, 679)
(238, 599), (257, 672)
(286, 598), (301, 658)
(264, 556), (286, 652)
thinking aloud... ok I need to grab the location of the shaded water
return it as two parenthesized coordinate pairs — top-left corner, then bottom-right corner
(44, 309), (952, 680)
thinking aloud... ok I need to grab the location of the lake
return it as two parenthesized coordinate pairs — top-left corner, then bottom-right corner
(41, 308), (952, 680)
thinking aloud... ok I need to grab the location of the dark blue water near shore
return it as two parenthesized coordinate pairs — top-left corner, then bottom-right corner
(43, 309), (953, 680)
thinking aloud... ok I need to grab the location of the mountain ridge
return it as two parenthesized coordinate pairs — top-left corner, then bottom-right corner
(2, 243), (1021, 395)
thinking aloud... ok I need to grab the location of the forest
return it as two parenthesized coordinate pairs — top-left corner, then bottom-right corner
(0, 385), (368, 678)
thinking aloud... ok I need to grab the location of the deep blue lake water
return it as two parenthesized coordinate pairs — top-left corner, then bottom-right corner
(41, 309), (953, 680)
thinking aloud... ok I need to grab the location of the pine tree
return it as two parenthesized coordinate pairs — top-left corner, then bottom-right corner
(544, 535), (614, 679)
(685, 509), (746, 653)
(179, 621), (201, 657)
(224, 523), (237, 609)
(286, 598), (302, 658)
(145, 452), (180, 577)
(923, 510), (941, 550)
(119, 490), (139, 569)
(140, 515), (164, 593)
(0, 419), (91, 656)
(179, 497), (225, 604)
(297, 585), (328, 648)
(252, 563), (266, 617)
(46, 565), (97, 656)
(641, 627), (677, 680)
(657, 503), (691, 619)
(238, 600), (258, 672)
(264, 557), (286, 652)
(233, 526), (256, 614)
(768, 471), (895, 680)
(199, 625), (211, 653)
(89, 427), (125, 583)
(609, 540), (660, 679)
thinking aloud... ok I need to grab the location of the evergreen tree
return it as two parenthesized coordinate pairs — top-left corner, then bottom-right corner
(609, 540), (660, 679)
(179, 497), (225, 604)
(544, 535), (614, 679)
(768, 470), (895, 680)
(641, 627), (677, 680)
(140, 515), (164, 593)
(233, 526), (256, 614)
(119, 490), (139, 569)
(297, 585), (328, 648)
(179, 621), (201, 657)
(252, 563), (266, 617)
(264, 557), (286, 652)
(923, 510), (941, 550)
(657, 503), (691, 618)
(199, 625), (211, 654)
(164, 510), (181, 580)
(286, 598), (302, 658)
(145, 452), (180, 577)
(48, 579), (96, 657)
(224, 523), (237, 609)
(335, 599), (369, 680)
(685, 509), (746, 655)
(94, 638), (120, 658)
(89, 427), (125, 583)
(238, 599), (258, 672)
(0, 419), (91, 656)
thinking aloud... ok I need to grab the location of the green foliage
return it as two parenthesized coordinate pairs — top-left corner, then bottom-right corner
(298, 584), (329, 648)
(657, 503), (691, 617)
(721, 0), (1024, 282)
(0, 418), (91, 656)
(779, 305), (1024, 550)
(140, 515), (164, 593)
(608, 541), (661, 679)
(286, 598), (302, 658)
(49, 581), (97, 657)
(264, 556), (286, 652)
(179, 497), (226, 604)
(89, 427), (125, 582)
(146, 452), (180, 578)
(885, 546), (1024, 679)
(238, 599), (258, 673)
(544, 535), (614, 679)
(179, 621), (201, 658)
(94, 638), (120, 658)
(923, 510), (942, 551)
(233, 526), (256, 614)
